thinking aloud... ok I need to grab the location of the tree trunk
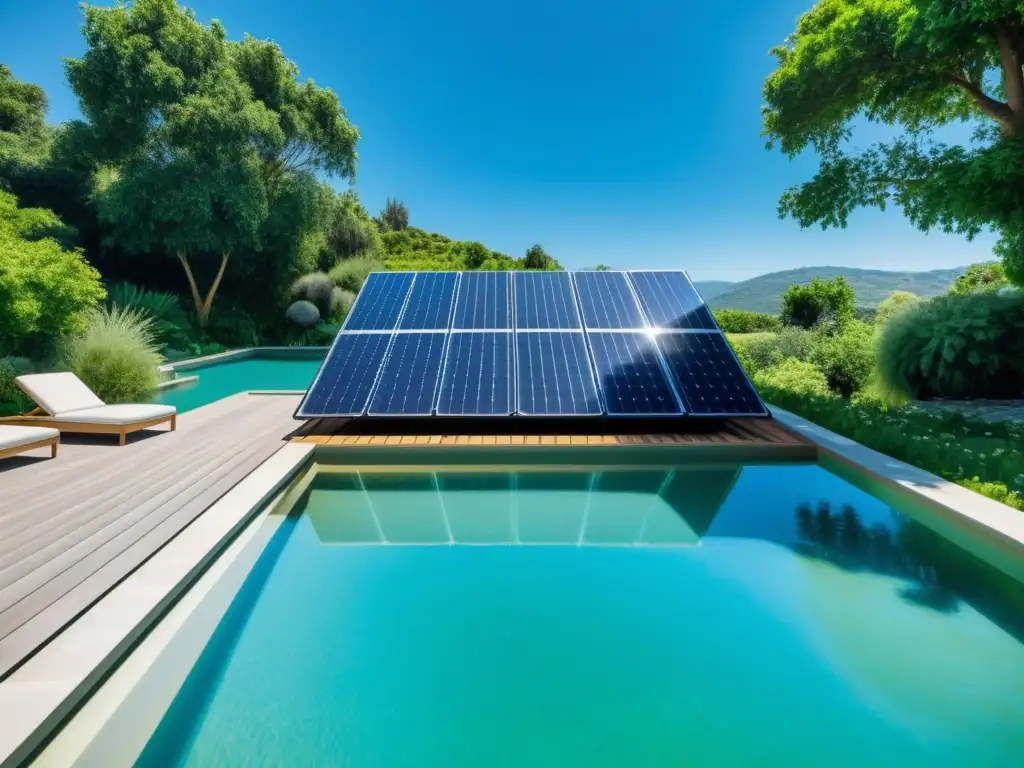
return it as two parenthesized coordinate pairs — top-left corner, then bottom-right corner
(176, 251), (230, 328)
(995, 21), (1024, 137)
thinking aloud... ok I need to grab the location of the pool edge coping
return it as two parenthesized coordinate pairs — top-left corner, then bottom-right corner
(0, 442), (315, 768)
(159, 346), (329, 374)
(770, 405), (1024, 577)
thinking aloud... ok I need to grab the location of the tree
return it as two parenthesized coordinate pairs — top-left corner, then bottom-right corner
(780, 276), (856, 330)
(876, 290), (920, 325)
(0, 191), (105, 356)
(0, 64), (46, 136)
(594, 264), (612, 271)
(67, 0), (358, 326)
(523, 243), (552, 270)
(323, 189), (380, 263)
(377, 197), (409, 232)
(763, 0), (1024, 285)
(948, 262), (1009, 294)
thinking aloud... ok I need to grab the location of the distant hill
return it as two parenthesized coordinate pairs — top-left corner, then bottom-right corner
(692, 280), (734, 301)
(706, 266), (966, 314)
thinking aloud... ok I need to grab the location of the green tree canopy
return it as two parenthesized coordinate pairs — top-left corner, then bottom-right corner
(0, 64), (46, 136)
(948, 261), (1009, 294)
(524, 243), (555, 270)
(0, 191), (105, 356)
(875, 289), (920, 325)
(780, 276), (856, 330)
(377, 197), (409, 232)
(763, 0), (1024, 284)
(67, 0), (358, 326)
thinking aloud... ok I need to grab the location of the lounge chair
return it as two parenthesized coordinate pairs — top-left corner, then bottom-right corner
(0, 372), (176, 446)
(0, 425), (59, 460)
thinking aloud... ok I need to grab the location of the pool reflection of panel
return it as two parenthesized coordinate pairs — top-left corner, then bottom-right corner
(513, 271), (581, 329)
(656, 332), (767, 416)
(437, 332), (514, 416)
(343, 272), (415, 331)
(397, 272), (458, 330)
(642, 468), (741, 543)
(515, 332), (601, 416)
(360, 474), (451, 543)
(451, 271), (511, 330)
(367, 332), (447, 415)
(297, 332), (393, 417)
(582, 471), (679, 544)
(587, 332), (683, 415)
(515, 473), (590, 543)
(573, 271), (647, 329)
(439, 474), (515, 543)
(303, 475), (384, 544)
(628, 271), (716, 330)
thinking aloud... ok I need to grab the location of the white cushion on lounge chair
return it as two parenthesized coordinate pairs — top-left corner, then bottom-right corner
(15, 372), (104, 416)
(44, 404), (176, 425)
(0, 425), (59, 450)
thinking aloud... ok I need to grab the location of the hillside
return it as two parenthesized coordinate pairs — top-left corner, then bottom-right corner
(380, 227), (562, 271)
(692, 280), (733, 300)
(707, 266), (965, 313)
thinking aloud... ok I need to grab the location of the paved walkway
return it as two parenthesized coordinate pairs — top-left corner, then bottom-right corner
(0, 393), (302, 679)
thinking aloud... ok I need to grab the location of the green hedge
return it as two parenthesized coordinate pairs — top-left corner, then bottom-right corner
(760, 385), (1024, 511)
(713, 309), (781, 334)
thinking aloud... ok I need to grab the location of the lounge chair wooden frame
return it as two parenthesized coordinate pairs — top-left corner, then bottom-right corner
(0, 409), (176, 446)
(0, 432), (59, 460)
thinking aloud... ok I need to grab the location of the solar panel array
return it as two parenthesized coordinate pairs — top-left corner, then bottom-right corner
(296, 270), (768, 419)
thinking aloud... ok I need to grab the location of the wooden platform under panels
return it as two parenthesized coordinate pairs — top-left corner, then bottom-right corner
(0, 393), (302, 680)
(292, 415), (814, 452)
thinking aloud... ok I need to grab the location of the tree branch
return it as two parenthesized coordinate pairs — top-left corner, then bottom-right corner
(995, 20), (1024, 133)
(946, 73), (1015, 130)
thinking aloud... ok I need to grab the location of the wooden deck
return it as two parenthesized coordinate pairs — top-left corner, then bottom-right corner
(293, 415), (812, 450)
(0, 393), (302, 680)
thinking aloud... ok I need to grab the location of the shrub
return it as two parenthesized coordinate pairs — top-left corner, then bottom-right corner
(753, 358), (832, 397)
(0, 193), (106, 356)
(334, 288), (357, 318)
(60, 306), (163, 403)
(713, 309), (781, 334)
(810, 321), (875, 397)
(202, 305), (261, 347)
(303, 323), (340, 346)
(376, 197), (409, 232)
(731, 327), (816, 373)
(328, 256), (385, 293)
(875, 291), (920, 327)
(286, 300), (321, 329)
(106, 281), (194, 347)
(948, 262), (1007, 295)
(756, 388), (1024, 511)
(780, 276), (855, 331)
(876, 293), (1024, 400)
(0, 356), (34, 413)
(291, 272), (335, 318)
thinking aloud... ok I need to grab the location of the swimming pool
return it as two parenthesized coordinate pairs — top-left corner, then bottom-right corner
(152, 354), (323, 412)
(123, 460), (1024, 767)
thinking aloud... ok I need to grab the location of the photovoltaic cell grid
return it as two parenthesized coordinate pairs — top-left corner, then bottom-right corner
(295, 270), (767, 418)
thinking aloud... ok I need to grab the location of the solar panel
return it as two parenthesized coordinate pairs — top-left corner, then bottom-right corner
(513, 272), (581, 329)
(587, 332), (683, 415)
(452, 271), (511, 330)
(515, 332), (600, 415)
(397, 272), (458, 330)
(628, 271), (716, 330)
(344, 272), (415, 331)
(573, 271), (646, 329)
(655, 331), (767, 416)
(437, 332), (514, 415)
(297, 332), (393, 417)
(298, 269), (768, 421)
(367, 332), (447, 415)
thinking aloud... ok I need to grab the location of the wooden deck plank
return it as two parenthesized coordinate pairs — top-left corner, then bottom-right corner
(0, 394), (301, 679)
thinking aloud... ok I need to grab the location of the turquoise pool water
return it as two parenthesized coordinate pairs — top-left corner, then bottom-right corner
(138, 463), (1024, 767)
(151, 356), (323, 412)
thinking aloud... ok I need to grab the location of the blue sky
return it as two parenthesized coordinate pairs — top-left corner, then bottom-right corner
(0, 0), (998, 280)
